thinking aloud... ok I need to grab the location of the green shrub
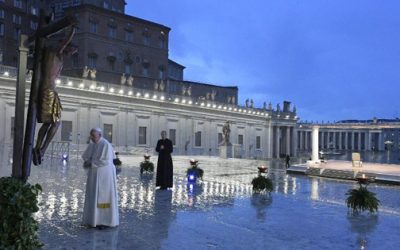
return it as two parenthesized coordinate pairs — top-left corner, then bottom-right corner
(346, 187), (380, 214)
(113, 158), (122, 166)
(251, 175), (273, 193)
(0, 177), (43, 249)
(140, 161), (154, 173)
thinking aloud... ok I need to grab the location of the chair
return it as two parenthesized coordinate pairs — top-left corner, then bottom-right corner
(352, 152), (362, 168)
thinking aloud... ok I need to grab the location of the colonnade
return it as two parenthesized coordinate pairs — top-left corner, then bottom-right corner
(297, 127), (383, 152)
(271, 125), (296, 157)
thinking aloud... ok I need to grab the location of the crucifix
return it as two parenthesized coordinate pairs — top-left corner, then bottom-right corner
(12, 9), (77, 181)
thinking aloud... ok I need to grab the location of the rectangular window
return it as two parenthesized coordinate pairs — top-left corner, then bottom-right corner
(14, 0), (22, 8)
(108, 26), (116, 38)
(256, 136), (261, 149)
(31, 6), (38, 16)
(195, 131), (201, 147)
(88, 55), (97, 68)
(159, 69), (164, 79)
(139, 126), (147, 145)
(89, 21), (97, 33)
(109, 60), (115, 70)
(169, 129), (176, 146)
(142, 67), (148, 77)
(61, 121), (73, 141)
(0, 23), (4, 36)
(0, 50), (3, 63)
(14, 28), (21, 39)
(218, 133), (223, 144)
(0, 9), (4, 19)
(103, 1), (109, 9)
(30, 21), (37, 30)
(72, 54), (79, 67)
(13, 14), (21, 24)
(238, 134), (244, 145)
(124, 63), (131, 74)
(159, 39), (165, 49)
(103, 124), (113, 143)
(125, 30), (133, 42)
(143, 36), (150, 46)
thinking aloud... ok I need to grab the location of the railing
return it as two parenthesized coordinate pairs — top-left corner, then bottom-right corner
(0, 65), (18, 78)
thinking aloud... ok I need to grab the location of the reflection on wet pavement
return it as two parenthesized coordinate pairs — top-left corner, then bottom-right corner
(1, 147), (400, 249)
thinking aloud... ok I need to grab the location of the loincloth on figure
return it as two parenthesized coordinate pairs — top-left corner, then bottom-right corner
(37, 89), (62, 123)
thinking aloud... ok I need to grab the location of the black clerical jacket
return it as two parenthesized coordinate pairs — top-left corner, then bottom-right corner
(155, 138), (173, 188)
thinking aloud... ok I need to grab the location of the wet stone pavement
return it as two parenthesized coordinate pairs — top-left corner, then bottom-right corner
(2, 151), (400, 249)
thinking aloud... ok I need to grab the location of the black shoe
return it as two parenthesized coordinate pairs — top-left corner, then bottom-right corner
(36, 149), (42, 165)
(32, 149), (38, 166)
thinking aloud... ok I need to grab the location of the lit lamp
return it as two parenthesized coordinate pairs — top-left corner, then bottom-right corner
(187, 172), (196, 182)
(62, 153), (69, 162)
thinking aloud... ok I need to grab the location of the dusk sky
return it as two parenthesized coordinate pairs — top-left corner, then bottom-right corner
(126, 1), (400, 122)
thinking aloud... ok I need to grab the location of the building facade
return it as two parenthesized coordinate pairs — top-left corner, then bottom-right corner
(0, 70), (298, 159)
(0, 0), (46, 67)
(0, 1), (239, 104)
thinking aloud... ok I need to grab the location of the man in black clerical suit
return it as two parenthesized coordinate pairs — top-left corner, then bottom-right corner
(155, 131), (174, 189)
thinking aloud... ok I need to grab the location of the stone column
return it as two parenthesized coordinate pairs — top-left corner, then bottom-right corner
(358, 132), (362, 151)
(351, 132), (355, 150)
(320, 131), (324, 150)
(275, 126), (280, 158)
(312, 126), (320, 162)
(292, 127), (297, 157)
(286, 126), (291, 156)
(299, 130), (303, 151)
(266, 120), (272, 159)
(344, 132), (348, 150)
(338, 131), (342, 150)
(366, 131), (371, 151)
(332, 131), (336, 149)
(378, 131), (384, 151)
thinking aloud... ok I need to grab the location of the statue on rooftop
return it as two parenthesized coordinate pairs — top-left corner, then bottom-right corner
(126, 75), (134, 86)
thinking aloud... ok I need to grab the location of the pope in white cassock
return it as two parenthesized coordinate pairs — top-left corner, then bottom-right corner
(82, 128), (119, 228)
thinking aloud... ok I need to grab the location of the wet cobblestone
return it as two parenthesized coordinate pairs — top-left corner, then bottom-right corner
(2, 151), (400, 249)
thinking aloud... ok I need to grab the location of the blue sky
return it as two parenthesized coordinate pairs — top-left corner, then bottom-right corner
(126, 0), (400, 122)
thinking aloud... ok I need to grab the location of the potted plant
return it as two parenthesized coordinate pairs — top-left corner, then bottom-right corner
(0, 177), (43, 249)
(140, 154), (154, 174)
(251, 166), (273, 193)
(346, 176), (380, 214)
(187, 159), (204, 182)
(113, 152), (122, 173)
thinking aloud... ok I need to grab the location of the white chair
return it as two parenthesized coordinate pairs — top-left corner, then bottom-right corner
(352, 152), (362, 168)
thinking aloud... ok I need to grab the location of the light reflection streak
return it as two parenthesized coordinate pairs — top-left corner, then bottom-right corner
(59, 193), (67, 216)
(71, 190), (79, 212)
(311, 178), (319, 201)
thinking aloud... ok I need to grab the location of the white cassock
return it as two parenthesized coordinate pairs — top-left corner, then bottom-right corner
(82, 137), (119, 227)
